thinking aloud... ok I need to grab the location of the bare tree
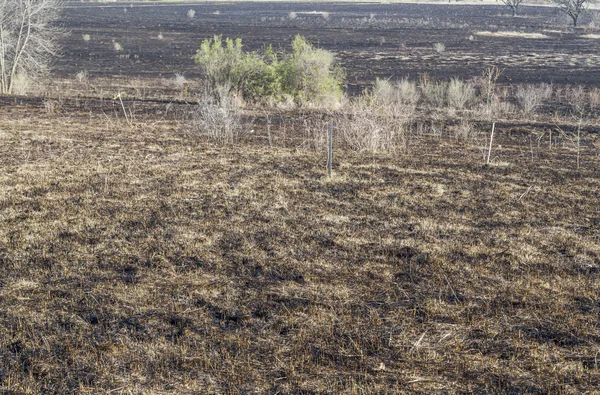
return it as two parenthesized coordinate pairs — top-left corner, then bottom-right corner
(0, 0), (65, 94)
(501, 0), (525, 16)
(552, 0), (591, 27)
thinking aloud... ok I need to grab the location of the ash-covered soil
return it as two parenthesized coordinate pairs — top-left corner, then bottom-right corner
(56, 1), (600, 93)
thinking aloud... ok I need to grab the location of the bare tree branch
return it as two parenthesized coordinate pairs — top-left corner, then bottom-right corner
(501, 0), (525, 16)
(0, 0), (65, 94)
(552, 0), (593, 27)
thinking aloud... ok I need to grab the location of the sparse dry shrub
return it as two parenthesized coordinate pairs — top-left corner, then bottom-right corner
(565, 85), (585, 102)
(433, 42), (445, 53)
(370, 78), (420, 111)
(471, 85), (513, 121)
(329, 78), (419, 153)
(419, 73), (447, 108)
(302, 117), (329, 152)
(187, 9), (195, 19)
(588, 87), (600, 111)
(452, 119), (478, 142)
(447, 77), (475, 110)
(515, 83), (553, 115)
(288, 11), (297, 20)
(372, 78), (395, 103)
(193, 84), (244, 145)
(173, 73), (187, 88)
(335, 97), (410, 152)
(75, 70), (88, 83)
(473, 66), (502, 119)
(43, 99), (57, 114)
(493, 86), (515, 117)
(396, 77), (420, 108)
(565, 85), (587, 114)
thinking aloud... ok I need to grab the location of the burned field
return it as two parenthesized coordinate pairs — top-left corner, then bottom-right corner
(57, 1), (600, 90)
(1, 100), (600, 393)
(1, 1), (600, 394)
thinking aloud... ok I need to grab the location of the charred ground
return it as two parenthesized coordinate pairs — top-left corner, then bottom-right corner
(1, 1), (600, 394)
(57, 1), (600, 93)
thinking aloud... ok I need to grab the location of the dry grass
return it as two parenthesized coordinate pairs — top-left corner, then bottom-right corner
(193, 84), (245, 145)
(515, 83), (553, 115)
(474, 31), (549, 39)
(446, 77), (475, 110)
(1, 100), (600, 393)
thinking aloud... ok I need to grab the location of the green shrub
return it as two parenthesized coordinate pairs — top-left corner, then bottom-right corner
(194, 35), (345, 106)
(285, 35), (345, 105)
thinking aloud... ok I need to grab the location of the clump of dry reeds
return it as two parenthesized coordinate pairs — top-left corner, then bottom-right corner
(515, 83), (553, 115)
(193, 84), (244, 145)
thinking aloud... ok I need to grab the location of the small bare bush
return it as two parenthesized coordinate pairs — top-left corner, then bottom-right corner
(288, 12), (297, 20)
(113, 42), (123, 52)
(82, 34), (91, 42)
(515, 83), (553, 115)
(336, 98), (409, 153)
(157, 32), (164, 40)
(370, 78), (419, 115)
(372, 78), (395, 104)
(173, 73), (187, 88)
(419, 74), (447, 108)
(565, 85), (585, 102)
(452, 119), (478, 142)
(492, 86), (515, 118)
(588, 87), (600, 111)
(302, 117), (329, 152)
(474, 66), (502, 119)
(187, 9), (195, 19)
(193, 85), (244, 145)
(433, 42), (445, 53)
(447, 77), (475, 110)
(565, 85), (587, 113)
(43, 99), (57, 114)
(75, 70), (88, 83)
(396, 77), (420, 108)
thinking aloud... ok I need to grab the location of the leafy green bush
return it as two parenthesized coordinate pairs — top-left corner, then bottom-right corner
(286, 35), (345, 106)
(194, 35), (345, 106)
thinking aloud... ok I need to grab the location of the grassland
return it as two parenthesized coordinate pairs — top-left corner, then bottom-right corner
(2, 0), (600, 393)
(1, 98), (599, 393)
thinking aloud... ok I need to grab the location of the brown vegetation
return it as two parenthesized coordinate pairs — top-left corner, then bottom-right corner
(2, 2), (600, 393)
(1, 90), (600, 392)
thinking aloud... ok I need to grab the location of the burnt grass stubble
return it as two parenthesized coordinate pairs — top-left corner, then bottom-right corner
(1, 1), (600, 394)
